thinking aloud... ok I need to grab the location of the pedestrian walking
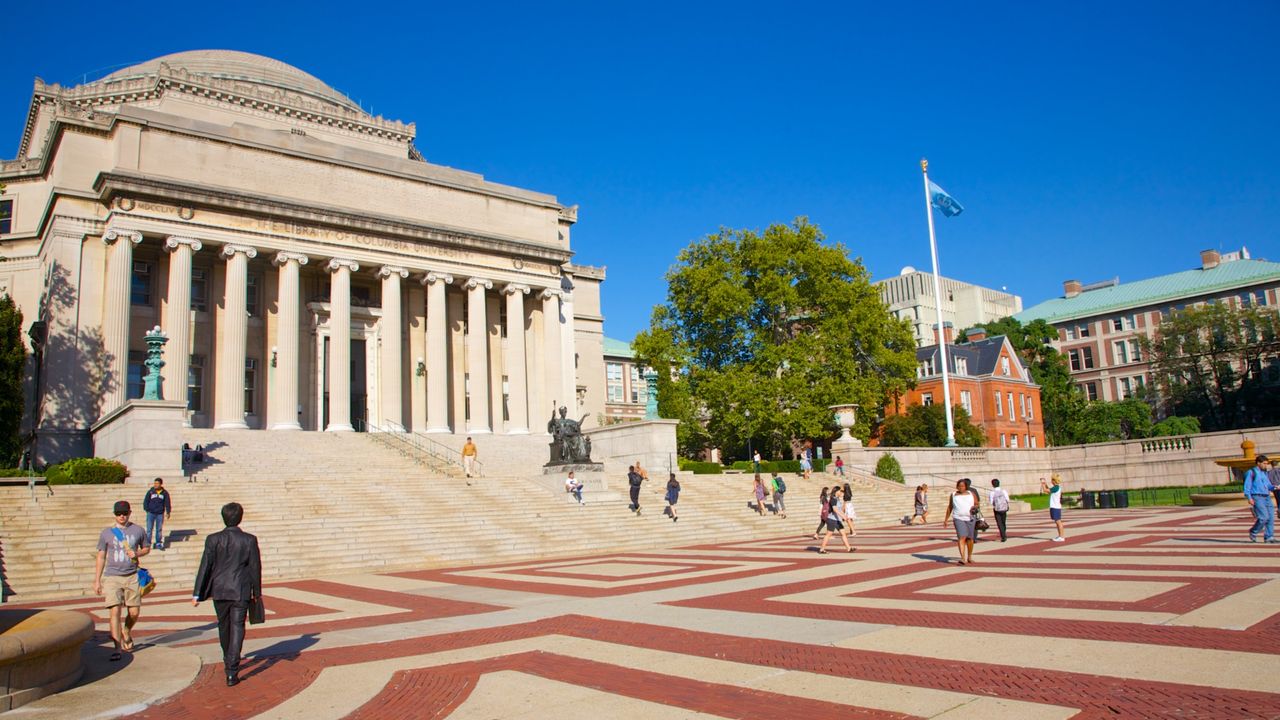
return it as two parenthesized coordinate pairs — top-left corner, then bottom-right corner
(192, 502), (263, 687)
(752, 450), (762, 474)
(770, 471), (787, 518)
(943, 478), (979, 565)
(912, 484), (929, 524)
(752, 474), (768, 516)
(665, 473), (681, 522)
(799, 446), (813, 480)
(1244, 454), (1277, 543)
(142, 477), (172, 550)
(461, 437), (478, 478)
(811, 487), (830, 539)
(627, 465), (645, 515)
(93, 500), (150, 661)
(990, 479), (1010, 542)
(842, 483), (856, 535)
(818, 486), (854, 553)
(1267, 457), (1280, 521)
(1040, 475), (1066, 542)
(565, 471), (584, 505)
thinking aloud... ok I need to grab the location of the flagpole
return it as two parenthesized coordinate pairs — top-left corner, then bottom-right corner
(921, 158), (957, 447)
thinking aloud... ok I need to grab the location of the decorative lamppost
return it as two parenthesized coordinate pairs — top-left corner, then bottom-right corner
(142, 325), (169, 400)
(643, 368), (659, 420)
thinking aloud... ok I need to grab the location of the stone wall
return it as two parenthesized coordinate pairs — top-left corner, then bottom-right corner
(845, 426), (1279, 496)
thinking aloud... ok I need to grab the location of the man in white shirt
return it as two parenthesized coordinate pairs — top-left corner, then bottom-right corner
(565, 471), (584, 505)
(1041, 475), (1066, 542)
(989, 479), (1010, 542)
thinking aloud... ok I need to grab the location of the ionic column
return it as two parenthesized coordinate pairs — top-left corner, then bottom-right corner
(407, 282), (427, 432)
(215, 244), (257, 429)
(465, 277), (493, 434)
(540, 288), (563, 414)
(559, 276), (577, 412)
(423, 272), (453, 433)
(163, 237), (202, 419)
(503, 284), (531, 434)
(271, 252), (309, 430)
(326, 258), (359, 432)
(378, 266), (409, 429)
(101, 229), (143, 416)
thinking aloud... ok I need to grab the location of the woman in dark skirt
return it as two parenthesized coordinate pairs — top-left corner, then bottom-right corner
(811, 487), (830, 539)
(665, 473), (681, 522)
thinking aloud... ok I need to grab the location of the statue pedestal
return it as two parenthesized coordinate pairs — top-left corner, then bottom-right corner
(543, 462), (605, 475)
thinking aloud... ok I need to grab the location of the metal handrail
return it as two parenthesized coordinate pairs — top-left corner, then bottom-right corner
(357, 419), (466, 477)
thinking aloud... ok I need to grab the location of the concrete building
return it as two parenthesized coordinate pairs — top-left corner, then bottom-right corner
(601, 337), (648, 424)
(0, 50), (606, 466)
(884, 328), (1045, 448)
(875, 267), (1022, 347)
(1014, 248), (1280, 402)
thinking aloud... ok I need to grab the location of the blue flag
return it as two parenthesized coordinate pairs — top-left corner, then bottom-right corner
(928, 180), (964, 217)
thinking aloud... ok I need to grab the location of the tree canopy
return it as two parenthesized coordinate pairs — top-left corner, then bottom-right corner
(879, 403), (986, 447)
(0, 295), (26, 466)
(633, 218), (917, 458)
(1140, 303), (1280, 431)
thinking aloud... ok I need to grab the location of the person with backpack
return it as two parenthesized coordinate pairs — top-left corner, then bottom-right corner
(811, 487), (830, 539)
(770, 472), (787, 518)
(990, 478), (1011, 542)
(665, 473), (681, 522)
(627, 465), (645, 515)
(93, 500), (150, 661)
(818, 486), (854, 553)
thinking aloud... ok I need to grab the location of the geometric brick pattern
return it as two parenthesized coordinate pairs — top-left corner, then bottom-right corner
(10, 505), (1280, 719)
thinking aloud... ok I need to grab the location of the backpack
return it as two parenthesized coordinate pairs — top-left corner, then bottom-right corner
(774, 477), (786, 494)
(111, 527), (156, 597)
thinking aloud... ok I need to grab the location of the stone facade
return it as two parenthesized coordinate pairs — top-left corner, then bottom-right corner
(0, 51), (606, 466)
(875, 269), (1022, 348)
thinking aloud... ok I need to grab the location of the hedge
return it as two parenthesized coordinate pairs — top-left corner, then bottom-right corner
(0, 468), (44, 478)
(874, 453), (905, 483)
(46, 458), (129, 485)
(732, 459), (829, 474)
(677, 458), (723, 474)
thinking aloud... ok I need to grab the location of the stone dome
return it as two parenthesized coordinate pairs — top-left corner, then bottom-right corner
(100, 50), (362, 113)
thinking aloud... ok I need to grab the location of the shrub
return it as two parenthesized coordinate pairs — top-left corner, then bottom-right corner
(874, 453), (905, 483)
(0, 468), (43, 477)
(731, 459), (828, 474)
(677, 458), (723, 474)
(45, 457), (129, 485)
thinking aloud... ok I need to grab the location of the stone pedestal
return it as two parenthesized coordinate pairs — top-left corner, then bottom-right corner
(91, 399), (187, 482)
(584, 419), (680, 476)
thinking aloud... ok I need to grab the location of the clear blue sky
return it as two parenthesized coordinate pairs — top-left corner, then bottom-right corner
(5, 1), (1277, 342)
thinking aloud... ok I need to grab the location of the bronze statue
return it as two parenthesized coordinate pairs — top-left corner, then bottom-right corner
(547, 405), (592, 465)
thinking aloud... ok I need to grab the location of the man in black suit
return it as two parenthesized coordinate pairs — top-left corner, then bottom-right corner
(191, 502), (262, 687)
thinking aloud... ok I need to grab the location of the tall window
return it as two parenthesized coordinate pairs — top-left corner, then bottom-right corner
(960, 390), (972, 414)
(244, 358), (257, 415)
(1000, 433), (1007, 447)
(1114, 340), (1129, 364)
(188, 354), (205, 411)
(1128, 339), (1142, 362)
(464, 373), (470, 420)
(954, 357), (968, 375)
(501, 375), (510, 421)
(921, 392), (934, 406)
(131, 261), (152, 306)
(1007, 392), (1014, 417)
(995, 390), (1003, 417)
(629, 366), (647, 404)
(246, 273), (261, 317)
(1082, 346), (1095, 369)
(0, 198), (12, 234)
(1010, 434), (1019, 448)
(1064, 327), (1076, 341)
(191, 268), (209, 312)
(127, 351), (145, 399)
(1085, 381), (1098, 401)
(606, 362), (624, 402)
(498, 301), (508, 338)
(1078, 323), (1091, 337)
(1069, 349), (1082, 372)
(1000, 357), (1011, 376)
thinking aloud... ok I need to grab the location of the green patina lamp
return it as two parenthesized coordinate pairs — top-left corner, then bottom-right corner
(644, 368), (659, 420)
(143, 325), (169, 400)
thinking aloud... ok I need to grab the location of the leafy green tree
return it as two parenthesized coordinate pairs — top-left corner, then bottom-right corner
(880, 403), (986, 447)
(969, 316), (1084, 446)
(1070, 398), (1152, 444)
(0, 295), (26, 466)
(1150, 415), (1201, 436)
(1140, 303), (1280, 431)
(633, 218), (917, 458)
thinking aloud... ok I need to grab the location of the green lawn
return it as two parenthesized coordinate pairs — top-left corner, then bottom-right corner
(1013, 484), (1243, 511)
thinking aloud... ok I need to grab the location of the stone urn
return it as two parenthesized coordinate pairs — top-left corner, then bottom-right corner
(829, 404), (862, 447)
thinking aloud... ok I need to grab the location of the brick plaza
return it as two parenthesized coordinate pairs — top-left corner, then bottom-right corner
(13, 505), (1280, 719)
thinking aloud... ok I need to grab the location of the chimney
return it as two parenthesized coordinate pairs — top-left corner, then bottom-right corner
(1063, 280), (1082, 298)
(966, 328), (988, 343)
(932, 321), (955, 345)
(1200, 249), (1221, 270)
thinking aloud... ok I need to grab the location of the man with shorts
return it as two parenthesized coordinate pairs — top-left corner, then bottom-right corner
(93, 500), (150, 661)
(1041, 475), (1066, 542)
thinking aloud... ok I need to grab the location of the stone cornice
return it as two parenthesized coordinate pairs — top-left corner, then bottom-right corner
(273, 251), (310, 266)
(93, 172), (574, 266)
(327, 258), (360, 273)
(164, 236), (203, 252)
(220, 244), (257, 259)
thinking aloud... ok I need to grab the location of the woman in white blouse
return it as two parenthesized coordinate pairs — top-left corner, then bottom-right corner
(943, 478), (979, 565)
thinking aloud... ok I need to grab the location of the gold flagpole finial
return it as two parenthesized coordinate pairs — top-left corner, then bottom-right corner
(920, 158), (928, 173)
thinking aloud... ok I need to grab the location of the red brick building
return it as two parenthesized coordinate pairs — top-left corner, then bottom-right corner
(884, 330), (1046, 448)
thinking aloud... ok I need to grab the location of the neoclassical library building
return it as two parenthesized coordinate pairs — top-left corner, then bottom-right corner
(0, 51), (607, 466)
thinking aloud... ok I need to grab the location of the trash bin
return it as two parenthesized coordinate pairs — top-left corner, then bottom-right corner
(1116, 490), (1130, 508)
(1099, 491), (1113, 509)
(1082, 490), (1095, 510)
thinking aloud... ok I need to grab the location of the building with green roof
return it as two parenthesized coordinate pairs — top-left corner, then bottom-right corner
(1014, 248), (1280, 403)
(602, 336), (649, 423)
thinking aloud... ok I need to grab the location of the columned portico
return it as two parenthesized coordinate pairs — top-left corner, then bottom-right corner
(326, 258), (360, 432)
(163, 236), (202, 422)
(101, 228), (142, 416)
(215, 244), (257, 429)
(271, 251), (309, 430)
(423, 272), (453, 433)
(378, 266), (409, 429)
(465, 277), (493, 434)
(540, 288), (563, 412)
(503, 284), (531, 434)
